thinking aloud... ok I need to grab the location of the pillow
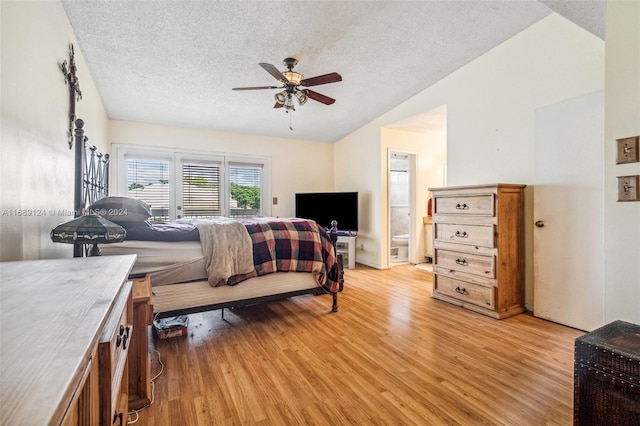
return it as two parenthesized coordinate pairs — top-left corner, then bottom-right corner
(90, 196), (152, 224)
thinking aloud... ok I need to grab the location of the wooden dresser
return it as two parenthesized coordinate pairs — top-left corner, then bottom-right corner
(0, 255), (138, 425)
(429, 184), (526, 319)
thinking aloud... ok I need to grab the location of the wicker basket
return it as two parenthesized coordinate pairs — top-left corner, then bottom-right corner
(574, 320), (640, 425)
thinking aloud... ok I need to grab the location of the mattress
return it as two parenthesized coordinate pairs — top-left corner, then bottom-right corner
(100, 240), (207, 286)
(152, 272), (320, 314)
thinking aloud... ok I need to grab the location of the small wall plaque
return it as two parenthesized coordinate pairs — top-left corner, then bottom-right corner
(616, 136), (639, 164)
(617, 175), (640, 202)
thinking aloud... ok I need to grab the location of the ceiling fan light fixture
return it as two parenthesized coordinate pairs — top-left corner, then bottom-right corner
(274, 90), (287, 104)
(283, 71), (303, 85)
(284, 95), (295, 111)
(295, 91), (308, 106)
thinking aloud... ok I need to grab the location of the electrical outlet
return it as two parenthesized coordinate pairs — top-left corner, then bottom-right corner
(272, 197), (278, 205)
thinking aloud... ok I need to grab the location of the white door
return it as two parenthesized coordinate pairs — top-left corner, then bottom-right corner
(533, 91), (604, 331)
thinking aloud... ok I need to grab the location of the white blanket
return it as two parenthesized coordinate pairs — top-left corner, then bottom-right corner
(185, 217), (254, 287)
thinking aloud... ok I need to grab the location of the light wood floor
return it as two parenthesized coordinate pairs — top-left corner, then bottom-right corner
(133, 264), (583, 425)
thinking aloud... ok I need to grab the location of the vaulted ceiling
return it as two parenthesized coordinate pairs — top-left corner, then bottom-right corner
(62, 0), (605, 143)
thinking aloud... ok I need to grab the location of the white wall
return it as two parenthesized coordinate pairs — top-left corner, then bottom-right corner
(335, 13), (604, 309)
(334, 123), (382, 266)
(0, 0), (109, 261)
(109, 120), (335, 218)
(604, 0), (640, 324)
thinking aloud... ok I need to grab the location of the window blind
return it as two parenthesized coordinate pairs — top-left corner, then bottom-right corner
(182, 163), (222, 218)
(126, 159), (170, 221)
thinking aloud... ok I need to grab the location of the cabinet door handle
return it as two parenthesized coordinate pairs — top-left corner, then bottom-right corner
(455, 203), (468, 210)
(454, 231), (468, 238)
(455, 286), (468, 295)
(455, 258), (468, 266)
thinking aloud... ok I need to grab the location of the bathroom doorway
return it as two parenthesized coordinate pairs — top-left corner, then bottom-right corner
(388, 151), (415, 266)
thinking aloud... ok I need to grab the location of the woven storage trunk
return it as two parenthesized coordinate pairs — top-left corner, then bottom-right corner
(574, 320), (640, 425)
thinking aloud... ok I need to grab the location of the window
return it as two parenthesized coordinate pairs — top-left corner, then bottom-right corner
(115, 145), (270, 221)
(229, 163), (263, 218)
(126, 159), (170, 221)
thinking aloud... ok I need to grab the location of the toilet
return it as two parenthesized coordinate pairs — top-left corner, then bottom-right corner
(391, 234), (409, 259)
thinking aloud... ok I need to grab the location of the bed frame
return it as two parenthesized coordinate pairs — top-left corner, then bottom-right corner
(73, 118), (343, 313)
(154, 285), (339, 320)
(73, 118), (110, 257)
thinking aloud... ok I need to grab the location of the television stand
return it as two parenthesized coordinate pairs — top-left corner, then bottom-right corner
(336, 235), (356, 269)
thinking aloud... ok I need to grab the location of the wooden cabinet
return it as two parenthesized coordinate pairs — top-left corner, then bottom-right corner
(429, 184), (526, 319)
(0, 255), (137, 425)
(98, 281), (133, 426)
(129, 275), (153, 410)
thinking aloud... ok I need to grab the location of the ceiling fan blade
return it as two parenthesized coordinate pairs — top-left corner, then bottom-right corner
(305, 89), (336, 105)
(300, 72), (342, 87)
(232, 85), (281, 91)
(259, 63), (287, 82)
(273, 102), (283, 108)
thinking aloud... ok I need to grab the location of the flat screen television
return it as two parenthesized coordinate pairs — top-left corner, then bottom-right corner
(295, 192), (358, 233)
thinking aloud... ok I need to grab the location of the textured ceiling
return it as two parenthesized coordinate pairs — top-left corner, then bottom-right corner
(61, 1), (605, 143)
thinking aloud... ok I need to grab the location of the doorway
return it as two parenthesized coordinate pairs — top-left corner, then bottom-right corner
(389, 151), (414, 266)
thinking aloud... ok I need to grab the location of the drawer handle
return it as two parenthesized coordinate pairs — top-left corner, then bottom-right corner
(122, 326), (131, 350)
(455, 258), (468, 266)
(455, 286), (468, 295)
(454, 231), (468, 238)
(455, 203), (468, 210)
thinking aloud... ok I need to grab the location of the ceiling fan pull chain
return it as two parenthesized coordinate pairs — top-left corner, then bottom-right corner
(289, 110), (293, 131)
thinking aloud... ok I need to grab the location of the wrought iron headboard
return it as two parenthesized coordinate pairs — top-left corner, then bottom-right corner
(73, 118), (110, 257)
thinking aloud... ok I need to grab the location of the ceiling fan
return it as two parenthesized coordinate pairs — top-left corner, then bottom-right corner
(232, 57), (342, 111)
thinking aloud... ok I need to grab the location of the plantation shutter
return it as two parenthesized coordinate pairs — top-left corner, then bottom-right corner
(182, 163), (222, 218)
(229, 163), (263, 217)
(126, 159), (170, 221)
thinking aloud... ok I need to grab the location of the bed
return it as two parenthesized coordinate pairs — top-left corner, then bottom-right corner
(71, 119), (343, 319)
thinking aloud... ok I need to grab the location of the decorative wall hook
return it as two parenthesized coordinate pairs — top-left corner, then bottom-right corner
(60, 44), (82, 149)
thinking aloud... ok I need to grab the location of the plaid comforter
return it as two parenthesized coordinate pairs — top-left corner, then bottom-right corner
(226, 217), (340, 293)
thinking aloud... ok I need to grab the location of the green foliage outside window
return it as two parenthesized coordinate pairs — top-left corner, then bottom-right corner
(128, 182), (145, 191)
(184, 176), (213, 188)
(230, 182), (260, 209)
(129, 180), (169, 191)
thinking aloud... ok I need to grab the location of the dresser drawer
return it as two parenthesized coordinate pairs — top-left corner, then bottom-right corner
(434, 275), (495, 310)
(434, 194), (494, 216)
(434, 223), (495, 248)
(99, 282), (132, 425)
(436, 249), (495, 278)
